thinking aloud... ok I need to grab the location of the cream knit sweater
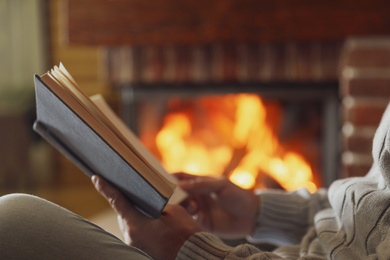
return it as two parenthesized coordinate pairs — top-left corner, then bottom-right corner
(177, 103), (390, 260)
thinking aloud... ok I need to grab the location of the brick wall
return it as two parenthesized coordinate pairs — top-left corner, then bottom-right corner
(340, 37), (390, 178)
(106, 42), (342, 84)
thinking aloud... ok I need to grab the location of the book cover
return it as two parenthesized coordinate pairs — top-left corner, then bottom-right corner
(33, 69), (179, 218)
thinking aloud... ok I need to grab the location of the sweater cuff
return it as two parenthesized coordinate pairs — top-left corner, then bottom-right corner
(176, 232), (232, 260)
(247, 188), (327, 247)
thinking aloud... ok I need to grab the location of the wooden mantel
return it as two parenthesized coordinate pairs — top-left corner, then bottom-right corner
(66, 0), (390, 46)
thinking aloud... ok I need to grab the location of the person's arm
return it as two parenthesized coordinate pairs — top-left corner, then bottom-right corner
(177, 232), (292, 260)
(92, 175), (301, 260)
(93, 174), (329, 259)
(176, 173), (330, 247)
(249, 188), (330, 246)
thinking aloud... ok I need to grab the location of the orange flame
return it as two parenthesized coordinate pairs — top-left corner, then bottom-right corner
(151, 94), (317, 193)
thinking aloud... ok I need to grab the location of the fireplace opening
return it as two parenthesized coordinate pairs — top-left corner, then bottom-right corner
(119, 82), (339, 190)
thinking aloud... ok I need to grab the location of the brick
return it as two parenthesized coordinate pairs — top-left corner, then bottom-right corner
(343, 135), (373, 154)
(342, 37), (390, 69)
(344, 48), (390, 68)
(343, 104), (387, 127)
(339, 37), (390, 178)
(344, 77), (390, 97)
(340, 164), (372, 178)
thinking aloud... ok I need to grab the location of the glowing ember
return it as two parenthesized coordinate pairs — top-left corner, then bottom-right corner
(148, 94), (318, 193)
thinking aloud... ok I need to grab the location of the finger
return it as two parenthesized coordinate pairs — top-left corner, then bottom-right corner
(194, 198), (214, 232)
(178, 176), (228, 194)
(91, 175), (145, 222)
(180, 198), (199, 215)
(91, 175), (129, 214)
(172, 172), (198, 180)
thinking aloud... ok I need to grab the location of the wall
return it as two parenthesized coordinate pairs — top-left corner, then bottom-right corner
(48, 0), (114, 187)
(49, 0), (109, 96)
(0, 0), (46, 90)
(0, 0), (46, 190)
(340, 37), (390, 178)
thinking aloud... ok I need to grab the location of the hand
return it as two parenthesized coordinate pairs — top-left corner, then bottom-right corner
(92, 175), (201, 260)
(175, 173), (260, 239)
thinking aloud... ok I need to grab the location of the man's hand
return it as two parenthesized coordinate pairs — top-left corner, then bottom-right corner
(92, 175), (201, 260)
(175, 172), (260, 239)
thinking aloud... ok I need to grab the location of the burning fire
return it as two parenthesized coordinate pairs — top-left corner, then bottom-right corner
(147, 94), (317, 193)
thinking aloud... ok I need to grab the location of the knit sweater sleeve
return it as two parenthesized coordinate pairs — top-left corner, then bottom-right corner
(247, 188), (330, 247)
(176, 232), (329, 260)
(176, 188), (330, 260)
(176, 232), (287, 260)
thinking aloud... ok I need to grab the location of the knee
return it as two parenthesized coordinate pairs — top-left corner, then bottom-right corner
(0, 193), (33, 206)
(0, 193), (38, 203)
(0, 193), (80, 232)
(0, 194), (71, 258)
(0, 193), (61, 227)
(0, 194), (45, 237)
(0, 193), (67, 246)
(0, 193), (43, 213)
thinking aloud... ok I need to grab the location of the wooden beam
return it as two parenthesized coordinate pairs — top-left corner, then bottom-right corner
(66, 0), (390, 46)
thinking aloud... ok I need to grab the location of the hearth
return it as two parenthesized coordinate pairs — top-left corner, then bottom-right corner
(105, 42), (342, 189)
(116, 82), (338, 191)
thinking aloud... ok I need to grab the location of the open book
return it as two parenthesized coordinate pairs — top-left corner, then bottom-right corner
(33, 63), (186, 218)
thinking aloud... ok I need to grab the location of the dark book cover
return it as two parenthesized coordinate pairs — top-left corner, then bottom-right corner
(33, 74), (168, 218)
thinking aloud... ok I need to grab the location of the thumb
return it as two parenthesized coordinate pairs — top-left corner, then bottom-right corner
(179, 176), (229, 195)
(91, 175), (145, 223)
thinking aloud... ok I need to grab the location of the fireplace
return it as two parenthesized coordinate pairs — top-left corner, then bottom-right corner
(61, 0), (390, 191)
(105, 42), (342, 189)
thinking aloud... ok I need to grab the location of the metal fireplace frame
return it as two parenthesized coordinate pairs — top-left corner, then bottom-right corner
(118, 81), (340, 188)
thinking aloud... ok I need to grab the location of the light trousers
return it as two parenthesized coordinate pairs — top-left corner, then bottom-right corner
(0, 193), (151, 259)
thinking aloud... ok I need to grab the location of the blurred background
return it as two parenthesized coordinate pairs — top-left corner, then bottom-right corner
(1, 0), (390, 224)
(0, 0), (111, 219)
